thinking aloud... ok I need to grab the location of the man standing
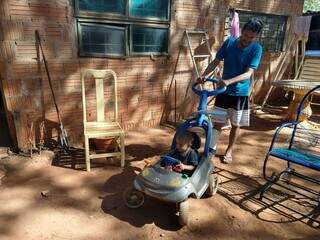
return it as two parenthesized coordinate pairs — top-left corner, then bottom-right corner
(200, 18), (263, 163)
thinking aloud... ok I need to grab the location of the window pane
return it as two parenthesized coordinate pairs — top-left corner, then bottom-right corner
(78, 0), (125, 15)
(80, 23), (125, 56)
(132, 26), (168, 53)
(130, 0), (169, 20)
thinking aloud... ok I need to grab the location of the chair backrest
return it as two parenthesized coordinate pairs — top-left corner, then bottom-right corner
(298, 58), (320, 82)
(290, 123), (320, 157)
(81, 69), (118, 124)
(289, 85), (320, 156)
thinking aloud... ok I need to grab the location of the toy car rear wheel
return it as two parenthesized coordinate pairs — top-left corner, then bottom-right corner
(206, 174), (219, 196)
(123, 188), (145, 209)
(179, 199), (189, 226)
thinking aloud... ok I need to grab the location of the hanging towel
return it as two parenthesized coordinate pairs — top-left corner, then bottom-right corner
(293, 16), (312, 39)
(230, 12), (240, 38)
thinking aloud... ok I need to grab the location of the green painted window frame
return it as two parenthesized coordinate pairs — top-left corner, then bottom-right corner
(75, 0), (170, 22)
(130, 25), (169, 55)
(225, 10), (288, 52)
(75, 0), (171, 57)
(78, 22), (127, 57)
(76, 0), (126, 16)
(129, 0), (169, 21)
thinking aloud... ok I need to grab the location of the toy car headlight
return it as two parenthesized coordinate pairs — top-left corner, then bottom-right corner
(169, 177), (182, 187)
(141, 168), (150, 177)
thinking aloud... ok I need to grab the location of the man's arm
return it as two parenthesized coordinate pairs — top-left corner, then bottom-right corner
(200, 37), (230, 80)
(220, 44), (262, 87)
(220, 68), (255, 86)
(202, 58), (221, 78)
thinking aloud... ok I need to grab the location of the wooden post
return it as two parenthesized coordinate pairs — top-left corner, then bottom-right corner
(295, 39), (299, 76)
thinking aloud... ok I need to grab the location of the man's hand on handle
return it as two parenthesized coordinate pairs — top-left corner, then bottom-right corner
(216, 79), (228, 88)
(196, 77), (228, 90)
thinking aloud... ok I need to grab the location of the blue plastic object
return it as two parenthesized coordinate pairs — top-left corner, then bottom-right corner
(192, 78), (227, 113)
(161, 155), (180, 166)
(270, 148), (320, 171)
(192, 78), (226, 97)
(130, 77), (226, 206)
(172, 77), (226, 157)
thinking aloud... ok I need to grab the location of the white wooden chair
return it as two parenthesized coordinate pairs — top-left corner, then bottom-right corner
(81, 69), (125, 171)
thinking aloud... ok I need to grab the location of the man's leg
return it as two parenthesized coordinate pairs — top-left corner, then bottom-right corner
(222, 95), (249, 163)
(223, 125), (240, 162)
(210, 94), (230, 157)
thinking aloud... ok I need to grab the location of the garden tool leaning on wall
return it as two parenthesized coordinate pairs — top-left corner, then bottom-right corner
(35, 30), (69, 151)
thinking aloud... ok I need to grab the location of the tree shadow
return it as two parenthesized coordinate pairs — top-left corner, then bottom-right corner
(51, 140), (171, 171)
(100, 165), (180, 231)
(243, 113), (284, 131)
(125, 143), (169, 162)
(52, 147), (86, 170)
(99, 142), (181, 230)
(51, 146), (129, 171)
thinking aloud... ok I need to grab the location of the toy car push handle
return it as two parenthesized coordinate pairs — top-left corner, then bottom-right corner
(192, 78), (226, 97)
(161, 155), (180, 166)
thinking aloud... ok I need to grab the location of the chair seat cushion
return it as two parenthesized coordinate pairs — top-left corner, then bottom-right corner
(270, 148), (320, 171)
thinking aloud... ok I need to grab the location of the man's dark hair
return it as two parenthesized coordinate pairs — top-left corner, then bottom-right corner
(242, 18), (264, 34)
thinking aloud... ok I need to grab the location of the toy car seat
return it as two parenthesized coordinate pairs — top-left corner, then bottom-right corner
(190, 131), (201, 152)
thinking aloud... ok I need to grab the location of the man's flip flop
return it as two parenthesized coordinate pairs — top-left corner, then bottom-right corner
(222, 154), (232, 164)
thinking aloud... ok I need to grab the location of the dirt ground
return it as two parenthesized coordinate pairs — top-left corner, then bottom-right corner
(0, 112), (319, 240)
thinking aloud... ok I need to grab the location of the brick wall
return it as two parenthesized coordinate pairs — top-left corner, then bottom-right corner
(0, 0), (304, 149)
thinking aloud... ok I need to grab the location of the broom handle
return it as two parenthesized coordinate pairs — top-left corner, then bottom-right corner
(35, 30), (69, 150)
(35, 30), (63, 125)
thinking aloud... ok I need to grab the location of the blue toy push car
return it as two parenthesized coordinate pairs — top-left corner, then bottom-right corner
(123, 78), (226, 226)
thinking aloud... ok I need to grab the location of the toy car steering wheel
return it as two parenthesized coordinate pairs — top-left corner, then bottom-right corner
(161, 155), (180, 166)
(192, 78), (226, 96)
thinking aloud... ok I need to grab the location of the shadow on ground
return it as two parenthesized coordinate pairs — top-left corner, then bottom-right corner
(100, 165), (180, 230)
(100, 142), (181, 231)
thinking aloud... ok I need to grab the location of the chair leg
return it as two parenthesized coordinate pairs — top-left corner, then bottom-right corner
(120, 134), (125, 167)
(84, 136), (90, 172)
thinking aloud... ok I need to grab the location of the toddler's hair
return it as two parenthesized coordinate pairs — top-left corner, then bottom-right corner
(175, 131), (194, 145)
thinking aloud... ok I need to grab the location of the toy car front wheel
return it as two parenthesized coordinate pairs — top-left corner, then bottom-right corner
(179, 199), (189, 226)
(123, 188), (145, 209)
(206, 174), (219, 196)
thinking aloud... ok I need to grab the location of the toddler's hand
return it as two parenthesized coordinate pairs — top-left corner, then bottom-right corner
(165, 165), (173, 171)
(179, 163), (186, 170)
(173, 163), (183, 172)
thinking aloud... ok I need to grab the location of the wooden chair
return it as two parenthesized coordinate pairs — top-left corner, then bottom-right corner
(271, 57), (320, 121)
(297, 57), (320, 82)
(81, 69), (125, 171)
